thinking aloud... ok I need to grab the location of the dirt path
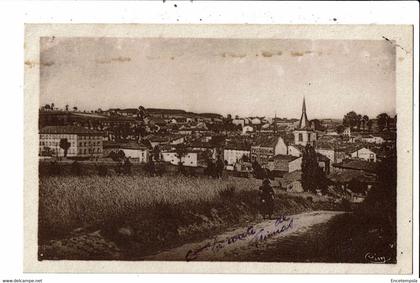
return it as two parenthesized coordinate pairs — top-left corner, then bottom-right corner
(143, 210), (345, 261)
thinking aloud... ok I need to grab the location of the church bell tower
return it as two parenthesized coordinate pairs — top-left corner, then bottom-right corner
(294, 97), (316, 146)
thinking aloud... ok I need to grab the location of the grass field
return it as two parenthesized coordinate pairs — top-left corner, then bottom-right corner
(39, 175), (343, 260)
(39, 175), (258, 238)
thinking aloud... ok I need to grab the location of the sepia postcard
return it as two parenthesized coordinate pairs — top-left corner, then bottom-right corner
(24, 24), (413, 274)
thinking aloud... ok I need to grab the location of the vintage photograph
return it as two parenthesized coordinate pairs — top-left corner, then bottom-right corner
(36, 35), (398, 262)
(23, 24), (413, 273)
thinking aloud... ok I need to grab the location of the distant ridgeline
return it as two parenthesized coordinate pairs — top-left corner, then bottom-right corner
(38, 107), (224, 128)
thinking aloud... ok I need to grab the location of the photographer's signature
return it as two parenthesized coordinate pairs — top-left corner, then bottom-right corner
(364, 252), (392, 263)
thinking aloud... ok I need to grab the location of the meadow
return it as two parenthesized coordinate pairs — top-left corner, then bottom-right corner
(39, 175), (259, 239)
(39, 174), (342, 260)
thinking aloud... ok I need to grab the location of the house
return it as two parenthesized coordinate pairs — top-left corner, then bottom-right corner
(350, 147), (377, 162)
(103, 141), (150, 163)
(106, 108), (139, 117)
(242, 125), (254, 135)
(223, 144), (251, 169)
(267, 155), (302, 174)
(315, 142), (347, 164)
(360, 134), (385, 144)
(169, 135), (185, 145)
(233, 160), (253, 174)
(250, 117), (262, 125)
(251, 136), (288, 165)
(161, 150), (204, 167)
(316, 152), (331, 174)
(332, 159), (377, 174)
(39, 126), (104, 158)
(169, 117), (187, 124)
(287, 144), (305, 157)
(325, 131), (339, 136)
(343, 127), (351, 137)
(279, 171), (304, 193)
(285, 144), (331, 174)
(232, 119), (245, 128)
(146, 135), (169, 148)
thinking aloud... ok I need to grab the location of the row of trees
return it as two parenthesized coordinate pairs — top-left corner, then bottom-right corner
(342, 111), (396, 132)
(342, 111), (372, 131)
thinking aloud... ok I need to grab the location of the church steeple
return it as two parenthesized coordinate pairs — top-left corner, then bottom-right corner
(298, 97), (310, 129)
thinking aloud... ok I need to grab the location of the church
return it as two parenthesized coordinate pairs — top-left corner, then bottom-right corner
(293, 97), (317, 146)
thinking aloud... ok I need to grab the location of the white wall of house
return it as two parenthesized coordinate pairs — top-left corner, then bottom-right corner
(343, 127), (351, 137)
(39, 133), (78, 157)
(120, 148), (149, 163)
(315, 148), (335, 163)
(373, 136), (385, 144)
(293, 130), (316, 146)
(170, 137), (185, 145)
(274, 137), (288, 155)
(351, 148), (377, 162)
(162, 152), (198, 167)
(287, 145), (302, 157)
(39, 133), (103, 157)
(232, 119), (245, 128)
(223, 149), (250, 166)
(251, 118), (261, 125)
(362, 136), (384, 144)
(242, 125), (254, 135)
(288, 157), (302, 172)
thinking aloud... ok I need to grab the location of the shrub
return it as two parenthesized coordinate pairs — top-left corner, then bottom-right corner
(218, 185), (236, 199)
(96, 165), (108, 176)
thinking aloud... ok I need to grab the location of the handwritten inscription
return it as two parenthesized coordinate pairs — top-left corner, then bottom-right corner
(185, 216), (294, 261)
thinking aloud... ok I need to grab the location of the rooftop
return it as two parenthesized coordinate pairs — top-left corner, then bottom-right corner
(39, 126), (104, 135)
(273, 154), (300, 162)
(103, 141), (150, 150)
(332, 159), (377, 173)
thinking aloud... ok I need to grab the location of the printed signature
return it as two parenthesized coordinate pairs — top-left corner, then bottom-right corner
(185, 216), (294, 261)
(364, 252), (392, 263)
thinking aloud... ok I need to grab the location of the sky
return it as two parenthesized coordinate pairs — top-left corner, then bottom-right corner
(40, 37), (396, 120)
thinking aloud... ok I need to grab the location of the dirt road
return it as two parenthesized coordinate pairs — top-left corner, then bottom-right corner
(143, 210), (345, 261)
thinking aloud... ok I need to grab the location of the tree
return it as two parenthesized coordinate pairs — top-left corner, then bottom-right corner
(367, 119), (373, 131)
(73, 106), (78, 112)
(301, 144), (327, 193)
(310, 119), (324, 131)
(362, 115), (369, 131)
(51, 103), (55, 110)
(252, 159), (266, 179)
(357, 114), (362, 130)
(377, 113), (390, 131)
(65, 104), (69, 111)
(362, 148), (397, 254)
(138, 106), (147, 120)
(174, 145), (188, 175)
(343, 111), (359, 129)
(59, 138), (71, 158)
(336, 125), (345, 134)
(152, 145), (161, 161)
(241, 154), (250, 163)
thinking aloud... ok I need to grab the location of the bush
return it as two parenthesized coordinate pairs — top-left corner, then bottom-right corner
(96, 165), (108, 176)
(71, 161), (82, 176)
(48, 161), (61, 176)
(218, 185), (236, 199)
